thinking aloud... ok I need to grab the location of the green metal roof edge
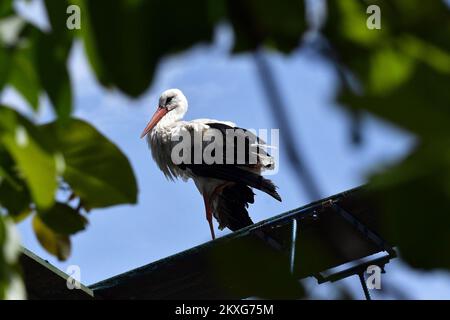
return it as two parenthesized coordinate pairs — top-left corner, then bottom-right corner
(21, 246), (94, 298)
(89, 185), (364, 291)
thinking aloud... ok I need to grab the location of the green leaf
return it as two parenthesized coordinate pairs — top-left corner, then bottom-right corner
(0, 106), (57, 210)
(11, 209), (32, 224)
(32, 214), (71, 261)
(76, 0), (217, 97)
(323, 1), (450, 141)
(44, 0), (72, 40)
(227, 0), (306, 52)
(0, 46), (12, 92)
(322, 0), (450, 273)
(0, 16), (27, 48)
(40, 119), (138, 208)
(368, 45), (414, 95)
(340, 61), (450, 141)
(0, 215), (25, 299)
(379, 0), (450, 53)
(32, 28), (73, 120)
(69, 0), (112, 88)
(0, 0), (13, 18)
(38, 202), (87, 235)
(0, 148), (34, 221)
(0, 148), (20, 189)
(9, 47), (40, 111)
(368, 143), (450, 270)
(0, 179), (31, 218)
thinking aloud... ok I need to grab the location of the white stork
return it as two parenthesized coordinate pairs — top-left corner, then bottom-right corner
(140, 89), (281, 240)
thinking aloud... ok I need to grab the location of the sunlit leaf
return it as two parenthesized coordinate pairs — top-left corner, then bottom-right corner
(9, 47), (40, 111)
(32, 214), (71, 261)
(369, 46), (414, 95)
(0, 46), (12, 92)
(0, 106), (57, 210)
(40, 119), (138, 208)
(334, 0), (384, 46)
(399, 35), (450, 74)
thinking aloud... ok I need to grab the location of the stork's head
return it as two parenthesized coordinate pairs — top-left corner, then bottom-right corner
(140, 89), (188, 138)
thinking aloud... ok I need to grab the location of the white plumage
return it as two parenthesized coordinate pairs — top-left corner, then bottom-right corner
(141, 89), (281, 239)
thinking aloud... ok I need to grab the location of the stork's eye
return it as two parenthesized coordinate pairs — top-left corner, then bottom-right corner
(166, 96), (174, 104)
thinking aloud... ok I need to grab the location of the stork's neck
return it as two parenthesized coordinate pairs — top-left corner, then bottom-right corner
(156, 107), (186, 129)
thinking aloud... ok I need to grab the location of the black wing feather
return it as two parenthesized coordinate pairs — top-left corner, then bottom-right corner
(177, 121), (281, 201)
(181, 164), (281, 202)
(205, 122), (273, 167)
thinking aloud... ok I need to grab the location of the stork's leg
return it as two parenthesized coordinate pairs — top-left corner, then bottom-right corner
(203, 193), (216, 240)
(202, 183), (234, 240)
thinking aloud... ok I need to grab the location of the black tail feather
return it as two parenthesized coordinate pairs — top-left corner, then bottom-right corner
(216, 183), (254, 231)
(185, 164), (282, 202)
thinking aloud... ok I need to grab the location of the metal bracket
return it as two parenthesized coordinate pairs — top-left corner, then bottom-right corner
(311, 204), (397, 299)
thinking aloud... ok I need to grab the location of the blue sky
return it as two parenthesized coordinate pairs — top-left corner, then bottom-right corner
(2, 0), (450, 299)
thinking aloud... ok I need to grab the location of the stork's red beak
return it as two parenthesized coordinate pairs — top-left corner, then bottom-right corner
(140, 107), (168, 138)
